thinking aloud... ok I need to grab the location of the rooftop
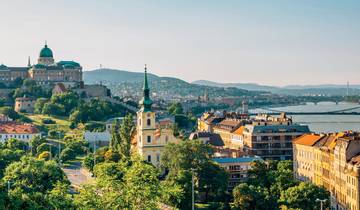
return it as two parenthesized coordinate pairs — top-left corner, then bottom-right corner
(0, 123), (39, 134)
(293, 134), (323, 146)
(213, 156), (262, 164)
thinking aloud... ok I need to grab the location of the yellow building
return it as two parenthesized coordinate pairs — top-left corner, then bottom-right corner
(197, 112), (224, 132)
(293, 132), (360, 210)
(134, 66), (179, 167)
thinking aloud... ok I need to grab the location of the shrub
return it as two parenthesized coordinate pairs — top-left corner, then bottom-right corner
(60, 147), (76, 162)
(42, 118), (56, 124)
(38, 151), (51, 160)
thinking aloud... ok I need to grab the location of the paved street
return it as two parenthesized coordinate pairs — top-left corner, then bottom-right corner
(62, 162), (94, 188)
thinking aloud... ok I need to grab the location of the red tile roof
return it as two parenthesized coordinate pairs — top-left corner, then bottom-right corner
(0, 123), (39, 134)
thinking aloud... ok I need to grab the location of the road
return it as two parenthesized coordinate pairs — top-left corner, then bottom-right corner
(62, 161), (94, 189)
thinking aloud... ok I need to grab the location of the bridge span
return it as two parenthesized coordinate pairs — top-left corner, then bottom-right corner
(250, 106), (360, 116)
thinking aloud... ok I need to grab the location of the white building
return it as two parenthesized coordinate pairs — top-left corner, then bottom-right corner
(0, 123), (41, 142)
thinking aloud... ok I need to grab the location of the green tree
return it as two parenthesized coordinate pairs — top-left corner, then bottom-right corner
(3, 156), (69, 193)
(42, 102), (65, 116)
(65, 139), (88, 156)
(232, 183), (273, 210)
(0, 107), (21, 120)
(0, 149), (25, 177)
(279, 182), (330, 210)
(198, 161), (228, 201)
(109, 120), (121, 151)
(38, 151), (51, 160)
(46, 182), (74, 209)
(82, 154), (95, 172)
(118, 114), (135, 159)
(161, 140), (227, 208)
(36, 143), (56, 156)
(29, 136), (46, 156)
(75, 157), (178, 209)
(34, 98), (48, 114)
(50, 91), (80, 113)
(4, 138), (27, 150)
(60, 147), (76, 162)
(168, 102), (183, 115)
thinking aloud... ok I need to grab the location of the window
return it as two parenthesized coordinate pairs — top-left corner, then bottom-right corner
(156, 154), (160, 162)
(147, 136), (151, 143)
(165, 136), (169, 143)
(147, 119), (151, 126)
(147, 155), (151, 162)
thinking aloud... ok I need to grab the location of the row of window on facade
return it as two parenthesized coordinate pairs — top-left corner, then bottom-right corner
(139, 135), (169, 144)
(147, 154), (161, 163)
(0, 134), (32, 139)
(139, 118), (152, 127)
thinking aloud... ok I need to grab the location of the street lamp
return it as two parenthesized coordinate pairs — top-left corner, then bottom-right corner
(316, 198), (327, 210)
(191, 168), (195, 210)
(58, 131), (61, 165)
(6, 181), (13, 192)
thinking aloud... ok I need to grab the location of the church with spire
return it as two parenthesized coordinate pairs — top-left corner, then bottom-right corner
(134, 65), (179, 167)
(0, 42), (82, 86)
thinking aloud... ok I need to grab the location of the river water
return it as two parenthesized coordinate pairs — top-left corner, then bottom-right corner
(250, 102), (360, 133)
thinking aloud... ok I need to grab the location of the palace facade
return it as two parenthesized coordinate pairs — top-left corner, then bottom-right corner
(0, 43), (82, 85)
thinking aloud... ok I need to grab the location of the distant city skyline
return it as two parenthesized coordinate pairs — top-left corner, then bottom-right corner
(0, 0), (359, 86)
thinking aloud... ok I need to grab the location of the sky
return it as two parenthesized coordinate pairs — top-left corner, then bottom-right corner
(0, 0), (359, 86)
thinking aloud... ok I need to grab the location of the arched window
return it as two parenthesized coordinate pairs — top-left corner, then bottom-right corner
(156, 154), (160, 162)
(147, 155), (152, 162)
(147, 136), (151, 143)
(147, 119), (151, 126)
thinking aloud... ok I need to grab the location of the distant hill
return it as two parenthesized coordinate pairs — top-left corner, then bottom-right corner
(192, 80), (360, 96)
(83, 69), (259, 98)
(192, 80), (280, 91)
(83, 69), (160, 83)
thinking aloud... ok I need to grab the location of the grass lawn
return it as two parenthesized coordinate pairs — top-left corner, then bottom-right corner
(25, 114), (84, 139)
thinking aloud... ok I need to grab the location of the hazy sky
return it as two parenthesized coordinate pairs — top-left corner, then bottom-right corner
(0, 0), (359, 86)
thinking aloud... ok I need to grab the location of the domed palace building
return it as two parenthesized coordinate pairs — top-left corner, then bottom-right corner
(0, 43), (82, 86)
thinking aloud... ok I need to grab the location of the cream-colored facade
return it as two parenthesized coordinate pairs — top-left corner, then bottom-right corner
(0, 44), (82, 85)
(14, 96), (36, 113)
(293, 133), (360, 210)
(135, 68), (179, 167)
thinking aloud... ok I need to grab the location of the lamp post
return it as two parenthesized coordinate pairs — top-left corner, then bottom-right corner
(7, 181), (11, 192)
(93, 136), (97, 167)
(191, 168), (195, 210)
(58, 131), (61, 165)
(316, 198), (327, 210)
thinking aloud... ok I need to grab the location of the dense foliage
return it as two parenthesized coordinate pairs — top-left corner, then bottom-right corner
(231, 160), (330, 210)
(161, 140), (229, 209)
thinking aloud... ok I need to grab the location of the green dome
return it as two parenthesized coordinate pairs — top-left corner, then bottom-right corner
(39, 44), (53, 58)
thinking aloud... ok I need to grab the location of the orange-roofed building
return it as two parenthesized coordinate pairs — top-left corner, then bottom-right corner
(293, 132), (360, 210)
(0, 123), (41, 142)
(229, 126), (245, 149)
(293, 134), (323, 182)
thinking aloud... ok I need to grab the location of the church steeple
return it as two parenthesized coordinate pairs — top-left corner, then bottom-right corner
(140, 64), (153, 112)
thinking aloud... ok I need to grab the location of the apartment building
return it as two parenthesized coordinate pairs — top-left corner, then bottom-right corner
(293, 132), (360, 210)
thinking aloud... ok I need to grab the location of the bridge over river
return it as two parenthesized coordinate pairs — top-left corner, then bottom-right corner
(250, 105), (360, 116)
